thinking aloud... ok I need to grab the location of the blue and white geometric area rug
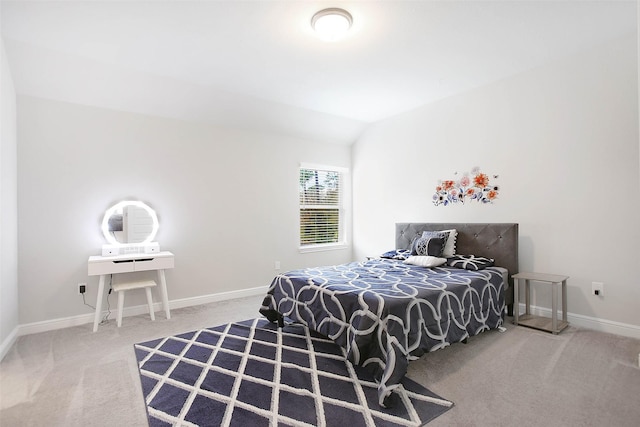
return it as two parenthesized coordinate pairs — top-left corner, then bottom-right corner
(134, 318), (453, 427)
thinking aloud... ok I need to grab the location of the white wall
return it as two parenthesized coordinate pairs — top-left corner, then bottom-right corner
(16, 97), (352, 325)
(352, 34), (640, 331)
(1, 37), (19, 354)
(9, 29), (640, 338)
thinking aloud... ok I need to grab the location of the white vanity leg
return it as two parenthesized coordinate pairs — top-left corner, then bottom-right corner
(116, 291), (124, 327)
(157, 269), (171, 319)
(93, 275), (106, 332)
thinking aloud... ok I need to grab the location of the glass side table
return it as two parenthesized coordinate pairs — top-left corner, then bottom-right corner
(512, 272), (569, 335)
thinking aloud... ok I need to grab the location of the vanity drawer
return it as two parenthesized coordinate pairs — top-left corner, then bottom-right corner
(88, 259), (135, 276)
(133, 256), (174, 272)
(88, 252), (174, 276)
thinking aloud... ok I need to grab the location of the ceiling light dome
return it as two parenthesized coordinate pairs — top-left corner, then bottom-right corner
(311, 8), (353, 42)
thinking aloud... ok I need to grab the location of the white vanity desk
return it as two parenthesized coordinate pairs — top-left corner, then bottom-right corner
(88, 251), (174, 332)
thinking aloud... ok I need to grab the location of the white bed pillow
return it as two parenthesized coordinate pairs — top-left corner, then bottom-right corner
(403, 255), (447, 268)
(422, 229), (458, 257)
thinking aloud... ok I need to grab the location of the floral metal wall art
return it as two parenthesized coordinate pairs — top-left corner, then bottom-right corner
(433, 167), (499, 206)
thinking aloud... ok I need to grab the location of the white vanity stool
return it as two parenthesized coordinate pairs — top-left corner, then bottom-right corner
(113, 280), (157, 327)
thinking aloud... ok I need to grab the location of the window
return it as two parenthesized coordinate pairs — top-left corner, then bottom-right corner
(299, 165), (347, 251)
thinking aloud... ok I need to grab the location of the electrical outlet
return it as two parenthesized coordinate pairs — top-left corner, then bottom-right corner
(78, 283), (87, 295)
(275, 261), (281, 270)
(592, 281), (604, 296)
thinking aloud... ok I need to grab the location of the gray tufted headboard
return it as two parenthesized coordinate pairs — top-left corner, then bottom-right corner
(396, 223), (519, 313)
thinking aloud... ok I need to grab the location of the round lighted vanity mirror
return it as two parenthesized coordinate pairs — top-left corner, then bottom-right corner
(101, 200), (159, 245)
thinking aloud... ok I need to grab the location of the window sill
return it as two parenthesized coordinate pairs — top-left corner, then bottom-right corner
(299, 243), (349, 253)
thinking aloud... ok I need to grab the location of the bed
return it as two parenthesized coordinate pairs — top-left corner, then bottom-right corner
(260, 222), (519, 406)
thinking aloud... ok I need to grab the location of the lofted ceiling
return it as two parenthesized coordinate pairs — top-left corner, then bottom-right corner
(1, 0), (637, 144)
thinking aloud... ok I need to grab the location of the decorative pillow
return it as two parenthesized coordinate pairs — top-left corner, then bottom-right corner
(422, 229), (457, 257)
(404, 256), (447, 268)
(411, 235), (446, 257)
(380, 249), (411, 260)
(421, 230), (449, 244)
(442, 229), (457, 257)
(447, 254), (494, 271)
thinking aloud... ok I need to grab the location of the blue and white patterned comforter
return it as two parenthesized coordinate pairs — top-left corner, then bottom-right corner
(259, 258), (506, 407)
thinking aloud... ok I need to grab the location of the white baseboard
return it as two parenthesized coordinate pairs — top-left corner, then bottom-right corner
(0, 327), (18, 362)
(168, 286), (267, 311)
(516, 303), (640, 339)
(14, 286), (267, 338)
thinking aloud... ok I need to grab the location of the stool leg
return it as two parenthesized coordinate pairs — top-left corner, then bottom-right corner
(145, 287), (156, 321)
(117, 291), (124, 327)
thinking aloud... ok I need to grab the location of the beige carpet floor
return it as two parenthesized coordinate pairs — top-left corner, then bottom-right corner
(1, 294), (639, 426)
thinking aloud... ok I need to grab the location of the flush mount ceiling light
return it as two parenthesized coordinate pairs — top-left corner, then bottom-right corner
(311, 8), (353, 42)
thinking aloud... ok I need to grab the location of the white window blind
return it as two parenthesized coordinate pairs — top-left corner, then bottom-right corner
(299, 166), (345, 248)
